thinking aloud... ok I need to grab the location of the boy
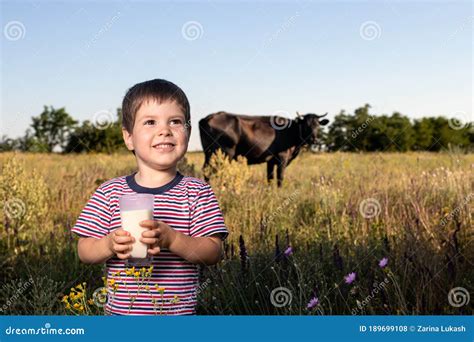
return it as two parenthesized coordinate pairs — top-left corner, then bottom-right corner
(71, 79), (228, 315)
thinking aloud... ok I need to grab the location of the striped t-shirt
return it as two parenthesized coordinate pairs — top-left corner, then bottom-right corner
(71, 171), (228, 315)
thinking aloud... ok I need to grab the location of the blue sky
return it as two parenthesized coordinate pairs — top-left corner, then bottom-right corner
(1, 0), (472, 151)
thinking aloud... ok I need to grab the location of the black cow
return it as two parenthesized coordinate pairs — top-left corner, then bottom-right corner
(199, 111), (329, 187)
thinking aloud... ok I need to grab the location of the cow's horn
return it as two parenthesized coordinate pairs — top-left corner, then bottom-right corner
(296, 111), (302, 117)
(317, 112), (328, 118)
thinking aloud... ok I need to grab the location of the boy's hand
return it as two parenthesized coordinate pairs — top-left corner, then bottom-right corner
(108, 229), (135, 260)
(139, 220), (177, 256)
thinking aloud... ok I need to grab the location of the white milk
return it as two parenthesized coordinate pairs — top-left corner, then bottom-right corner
(120, 209), (153, 258)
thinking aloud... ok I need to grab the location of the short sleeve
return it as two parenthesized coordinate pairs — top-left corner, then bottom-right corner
(190, 183), (228, 240)
(71, 186), (111, 239)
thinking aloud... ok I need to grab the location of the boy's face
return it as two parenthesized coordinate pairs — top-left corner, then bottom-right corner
(122, 99), (190, 171)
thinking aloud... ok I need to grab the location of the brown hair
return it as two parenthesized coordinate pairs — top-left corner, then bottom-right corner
(121, 79), (190, 133)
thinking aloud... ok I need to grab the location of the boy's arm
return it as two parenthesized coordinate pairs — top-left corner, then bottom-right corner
(77, 236), (114, 264)
(139, 220), (224, 265)
(169, 233), (223, 266)
(77, 229), (134, 264)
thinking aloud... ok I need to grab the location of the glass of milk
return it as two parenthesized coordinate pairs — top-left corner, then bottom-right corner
(119, 194), (154, 266)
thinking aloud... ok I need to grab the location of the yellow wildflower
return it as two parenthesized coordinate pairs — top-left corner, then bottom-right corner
(171, 294), (180, 304)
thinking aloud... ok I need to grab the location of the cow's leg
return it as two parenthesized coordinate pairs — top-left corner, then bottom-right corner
(276, 160), (288, 187)
(267, 160), (276, 184)
(224, 147), (236, 160)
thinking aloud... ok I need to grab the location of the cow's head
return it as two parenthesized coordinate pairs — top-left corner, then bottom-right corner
(296, 112), (329, 145)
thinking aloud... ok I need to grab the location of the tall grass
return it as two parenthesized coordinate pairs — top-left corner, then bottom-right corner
(0, 151), (472, 315)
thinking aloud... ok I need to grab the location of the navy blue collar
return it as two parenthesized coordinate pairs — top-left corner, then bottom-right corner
(126, 171), (183, 195)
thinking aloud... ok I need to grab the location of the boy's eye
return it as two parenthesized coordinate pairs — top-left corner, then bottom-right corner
(144, 119), (155, 125)
(170, 119), (183, 125)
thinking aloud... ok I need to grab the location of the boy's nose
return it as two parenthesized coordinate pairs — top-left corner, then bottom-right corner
(156, 124), (172, 136)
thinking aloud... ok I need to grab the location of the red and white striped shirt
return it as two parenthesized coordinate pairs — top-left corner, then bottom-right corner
(71, 171), (228, 315)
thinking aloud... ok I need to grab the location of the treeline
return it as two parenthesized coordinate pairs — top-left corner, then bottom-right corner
(1, 104), (472, 153)
(322, 104), (472, 152)
(1, 106), (126, 154)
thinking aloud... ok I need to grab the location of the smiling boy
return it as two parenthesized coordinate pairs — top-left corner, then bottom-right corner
(71, 79), (228, 315)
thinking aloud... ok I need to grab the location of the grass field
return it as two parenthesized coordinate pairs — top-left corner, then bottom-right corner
(0, 151), (472, 315)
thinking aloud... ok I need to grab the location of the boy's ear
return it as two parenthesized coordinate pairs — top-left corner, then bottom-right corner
(122, 127), (134, 151)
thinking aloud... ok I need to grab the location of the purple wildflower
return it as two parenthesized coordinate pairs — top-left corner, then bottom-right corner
(378, 257), (388, 268)
(239, 235), (248, 272)
(344, 272), (356, 284)
(284, 246), (293, 257)
(307, 297), (319, 309)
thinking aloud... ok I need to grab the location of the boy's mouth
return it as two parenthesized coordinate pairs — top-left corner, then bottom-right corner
(152, 142), (176, 151)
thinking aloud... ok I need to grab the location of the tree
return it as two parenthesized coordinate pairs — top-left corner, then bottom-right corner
(0, 135), (16, 152)
(0, 130), (45, 152)
(325, 110), (354, 151)
(428, 117), (471, 151)
(64, 108), (126, 154)
(30, 106), (78, 152)
(413, 118), (435, 150)
(324, 105), (472, 152)
(383, 112), (415, 151)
